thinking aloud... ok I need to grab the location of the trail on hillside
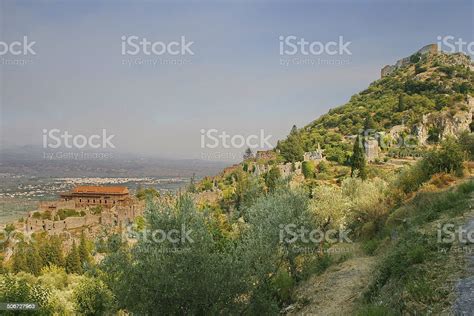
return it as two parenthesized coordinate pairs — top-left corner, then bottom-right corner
(288, 255), (375, 316)
(453, 194), (474, 315)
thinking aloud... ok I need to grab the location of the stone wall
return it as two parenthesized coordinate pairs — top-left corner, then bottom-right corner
(255, 150), (277, 161)
(25, 214), (101, 234)
(66, 194), (128, 209)
(38, 200), (76, 211)
(364, 139), (380, 162)
(24, 201), (144, 236)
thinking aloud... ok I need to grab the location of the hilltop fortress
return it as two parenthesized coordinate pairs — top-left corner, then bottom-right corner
(381, 44), (438, 78)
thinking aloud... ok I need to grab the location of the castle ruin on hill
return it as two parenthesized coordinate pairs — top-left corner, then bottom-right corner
(381, 44), (438, 78)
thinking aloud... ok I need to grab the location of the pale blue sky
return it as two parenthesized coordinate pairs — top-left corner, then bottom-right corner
(1, 0), (472, 161)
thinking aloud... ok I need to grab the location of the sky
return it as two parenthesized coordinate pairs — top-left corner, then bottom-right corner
(0, 0), (473, 162)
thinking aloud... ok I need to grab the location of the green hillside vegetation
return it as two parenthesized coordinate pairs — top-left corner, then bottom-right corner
(277, 52), (473, 164)
(357, 180), (474, 315)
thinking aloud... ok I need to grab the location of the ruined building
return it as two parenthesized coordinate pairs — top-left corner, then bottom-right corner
(60, 185), (131, 208)
(25, 186), (144, 235)
(364, 138), (380, 162)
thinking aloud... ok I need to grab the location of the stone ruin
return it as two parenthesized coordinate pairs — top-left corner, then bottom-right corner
(364, 138), (380, 162)
(381, 44), (438, 78)
(25, 202), (145, 236)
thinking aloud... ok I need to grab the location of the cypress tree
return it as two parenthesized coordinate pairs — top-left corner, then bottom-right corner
(12, 241), (29, 273)
(265, 166), (281, 193)
(364, 115), (376, 131)
(66, 241), (83, 274)
(397, 94), (405, 112)
(27, 244), (43, 276)
(278, 125), (304, 163)
(243, 147), (254, 160)
(41, 236), (65, 268)
(78, 233), (92, 266)
(351, 135), (367, 180)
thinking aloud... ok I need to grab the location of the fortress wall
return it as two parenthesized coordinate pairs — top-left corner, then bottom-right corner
(100, 212), (117, 226)
(25, 200), (145, 235)
(39, 200), (75, 211)
(63, 216), (86, 230)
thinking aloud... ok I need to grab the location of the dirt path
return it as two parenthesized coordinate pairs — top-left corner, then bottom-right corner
(288, 255), (376, 316)
(453, 214), (474, 315)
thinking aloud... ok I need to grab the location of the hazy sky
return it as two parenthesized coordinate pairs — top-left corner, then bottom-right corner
(1, 0), (472, 162)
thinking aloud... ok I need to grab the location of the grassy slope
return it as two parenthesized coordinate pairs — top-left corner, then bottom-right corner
(357, 179), (474, 315)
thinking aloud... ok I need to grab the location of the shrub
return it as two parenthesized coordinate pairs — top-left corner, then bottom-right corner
(423, 138), (464, 176)
(264, 166), (281, 192)
(457, 180), (474, 194)
(301, 161), (315, 179)
(342, 177), (389, 225)
(459, 131), (474, 160)
(311, 185), (351, 229)
(426, 173), (456, 188)
(362, 239), (380, 256)
(0, 274), (53, 314)
(360, 221), (378, 240)
(271, 269), (295, 305)
(395, 162), (430, 194)
(393, 137), (464, 195)
(136, 187), (160, 200)
(199, 177), (214, 191)
(38, 265), (68, 290)
(57, 209), (81, 220)
(73, 277), (114, 315)
(90, 205), (103, 215)
(409, 53), (421, 63)
(415, 64), (426, 74)
(318, 160), (329, 173)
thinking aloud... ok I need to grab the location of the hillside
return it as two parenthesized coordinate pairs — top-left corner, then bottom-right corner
(2, 45), (474, 316)
(276, 46), (474, 164)
(289, 178), (474, 315)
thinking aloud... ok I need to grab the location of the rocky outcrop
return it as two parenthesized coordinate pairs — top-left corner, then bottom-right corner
(389, 124), (408, 143)
(414, 96), (473, 145)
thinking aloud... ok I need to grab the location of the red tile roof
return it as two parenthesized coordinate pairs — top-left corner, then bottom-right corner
(71, 186), (129, 195)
